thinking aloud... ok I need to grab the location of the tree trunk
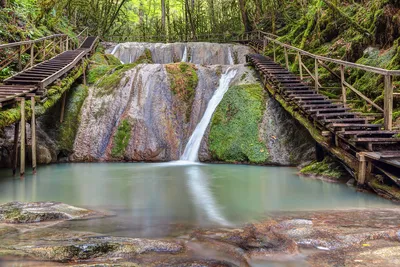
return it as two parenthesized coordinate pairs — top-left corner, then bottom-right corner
(238, 0), (252, 32)
(161, 0), (166, 37)
(0, 0), (6, 8)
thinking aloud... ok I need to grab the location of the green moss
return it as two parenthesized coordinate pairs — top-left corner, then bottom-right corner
(111, 119), (132, 158)
(58, 85), (89, 153)
(3, 207), (29, 223)
(370, 178), (400, 200)
(96, 63), (138, 96)
(0, 60), (88, 128)
(209, 84), (269, 164)
(166, 62), (199, 121)
(300, 157), (346, 179)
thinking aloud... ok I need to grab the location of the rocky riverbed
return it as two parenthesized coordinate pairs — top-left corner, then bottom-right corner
(1, 202), (400, 266)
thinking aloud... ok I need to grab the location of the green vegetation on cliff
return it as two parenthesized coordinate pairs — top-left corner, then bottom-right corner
(95, 49), (153, 97)
(300, 157), (346, 180)
(209, 84), (269, 164)
(166, 62), (199, 121)
(58, 85), (89, 153)
(111, 119), (132, 159)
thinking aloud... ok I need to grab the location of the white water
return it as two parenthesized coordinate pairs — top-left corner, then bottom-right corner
(228, 47), (234, 65)
(182, 46), (188, 62)
(180, 68), (238, 162)
(111, 44), (121, 55)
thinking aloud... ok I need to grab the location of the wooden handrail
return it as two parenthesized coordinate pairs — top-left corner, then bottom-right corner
(259, 32), (400, 76)
(0, 34), (67, 49)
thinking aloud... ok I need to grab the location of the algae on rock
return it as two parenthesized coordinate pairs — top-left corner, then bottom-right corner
(209, 84), (269, 163)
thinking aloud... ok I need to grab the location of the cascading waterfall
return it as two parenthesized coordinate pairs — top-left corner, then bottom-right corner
(182, 46), (188, 62)
(228, 47), (234, 65)
(180, 68), (238, 162)
(111, 44), (121, 55)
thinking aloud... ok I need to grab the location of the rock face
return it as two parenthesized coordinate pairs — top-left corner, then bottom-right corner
(108, 42), (251, 65)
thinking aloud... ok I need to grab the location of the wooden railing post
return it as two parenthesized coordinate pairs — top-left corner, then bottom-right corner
(384, 74), (393, 130)
(42, 40), (46, 60)
(31, 96), (37, 174)
(20, 99), (26, 177)
(298, 52), (303, 80)
(17, 45), (22, 71)
(273, 42), (276, 62)
(340, 65), (347, 104)
(66, 36), (69, 51)
(314, 58), (319, 92)
(284, 47), (289, 70)
(30, 44), (34, 68)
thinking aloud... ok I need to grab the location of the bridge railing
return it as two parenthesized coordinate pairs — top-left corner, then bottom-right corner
(248, 30), (397, 131)
(0, 28), (89, 80)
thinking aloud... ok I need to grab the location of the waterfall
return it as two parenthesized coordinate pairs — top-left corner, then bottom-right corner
(111, 44), (120, 55)
(228, 47), (234, 65)
(182, 46), (188, 62)
(180, 68), (237, 162)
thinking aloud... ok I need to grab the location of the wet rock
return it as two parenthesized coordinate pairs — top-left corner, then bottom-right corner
(347, 178), (356, 187)
(0, 202), (103, 224)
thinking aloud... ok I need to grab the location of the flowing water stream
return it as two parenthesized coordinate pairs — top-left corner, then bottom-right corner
(181, 69), (238, 161)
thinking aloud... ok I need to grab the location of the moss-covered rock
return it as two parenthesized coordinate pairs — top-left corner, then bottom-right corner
(166, 62), (199, 121)
(300, 156), (347, 180)
(111, 119), (132, 159)
(58, 85), (89, 153)
(209, 84), (269, 164)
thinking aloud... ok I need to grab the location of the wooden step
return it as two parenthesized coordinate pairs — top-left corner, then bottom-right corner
(302, 104), (343, 109)
(328, 123), (382, 130)
(308, 108), (351, 114)
(337, 131), (398, 138)
(315, 112), (356, 119)
(351, 138), (400, 143)
(324, 118), (367, 123)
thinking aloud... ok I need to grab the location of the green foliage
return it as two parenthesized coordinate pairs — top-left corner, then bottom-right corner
(300, 157), (345, 179)
(166, 62), (198, 121)
(58, 85), (89, 152)
(209, 84), (269, 164)
(111, 119), (132, 158)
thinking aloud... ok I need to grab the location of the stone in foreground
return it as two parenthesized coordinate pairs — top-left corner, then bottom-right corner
(0, 202), (104, 224)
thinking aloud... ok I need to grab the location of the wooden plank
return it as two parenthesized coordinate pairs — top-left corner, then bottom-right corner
(384, 74), (393, 130)
(20, 99), (25, 177)
(31, 96), (37, 174)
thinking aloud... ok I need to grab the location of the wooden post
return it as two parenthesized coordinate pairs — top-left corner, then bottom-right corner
(314, 58), (319, 92)
(273, 42), (276, 62)
(298, 52), (303, 80)
(60, 92), (67, 123)
(340, 65), (346, 104)
(17, 45), (22, 71)
(66, 36), (69, 51)
(82, 59), (87, 85)
(263, 38), (267, 54)
(31, 97), (37, 174)
(20, 99), (26, 177)
(384, 74), (393, 130)
(12, 122), (19, 176)
(284, 47), (289, 70)
(43, 40), (46, 60)
(30, 44), (34, 67)
(59, 37), (63, 53)
(357, 154), (367, 185)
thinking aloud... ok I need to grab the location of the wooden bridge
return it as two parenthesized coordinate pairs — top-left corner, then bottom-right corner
(0, 29), (98, 176)
(243, 33), (400, 188)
